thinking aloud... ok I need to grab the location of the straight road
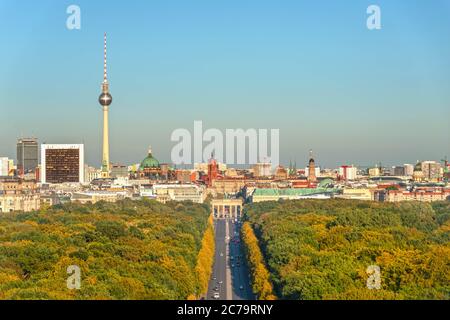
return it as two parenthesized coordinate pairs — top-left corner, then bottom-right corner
(206, 218), (254, 300)
(206, 219), (227, 300)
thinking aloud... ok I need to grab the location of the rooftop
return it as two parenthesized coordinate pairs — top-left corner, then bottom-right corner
(253, 188), (338, 197)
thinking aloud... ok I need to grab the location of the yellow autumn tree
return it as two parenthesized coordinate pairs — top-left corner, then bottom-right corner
(241, 222), (276, 300)
(193, 215), (215, 299)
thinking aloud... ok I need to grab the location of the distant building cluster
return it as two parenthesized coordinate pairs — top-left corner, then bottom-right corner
(1, 138), (449, 214)
(1, 34), (449, 213)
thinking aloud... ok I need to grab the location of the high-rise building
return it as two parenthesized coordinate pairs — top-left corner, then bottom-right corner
(98, 33), (113, 178)
(41, 144), (84, 184)
(404, 164), (414, 176)
(0, 158), (9, 176)
(413, 162), (424, 182)
(390, 166), (406, 176)
(17, 138), (38, 174)
(339, 165), (357, 181)
(421, 161), (442, 181)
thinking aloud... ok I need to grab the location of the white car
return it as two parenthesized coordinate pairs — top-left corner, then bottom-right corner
(213, 292), (220, 299)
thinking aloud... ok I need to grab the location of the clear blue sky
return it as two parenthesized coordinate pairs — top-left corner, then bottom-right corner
(0, 0), (449, 168)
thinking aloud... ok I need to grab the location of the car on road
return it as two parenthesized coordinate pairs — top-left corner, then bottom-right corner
(220, 252), (223, 257)
(218, 280), (223, 284)
(239, 285), (244, 290)
(214, 286), (219, 292)
(231, 264), (235, 268)
(213, 292), (220, 299)
(230, 256), (234, 260)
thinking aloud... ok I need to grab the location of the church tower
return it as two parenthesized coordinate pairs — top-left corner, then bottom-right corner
(208, 153), (219, 187)
(308, 150), (317, 183)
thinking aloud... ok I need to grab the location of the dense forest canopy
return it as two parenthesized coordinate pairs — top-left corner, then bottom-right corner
(0, 199), (211, 300)
(244, 199), (450, 300)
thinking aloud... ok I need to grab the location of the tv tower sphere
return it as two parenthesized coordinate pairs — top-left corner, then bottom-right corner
(99, 92), (112, 106)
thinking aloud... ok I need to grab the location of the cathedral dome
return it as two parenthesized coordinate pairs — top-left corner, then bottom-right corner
(140, 147), (160, 169)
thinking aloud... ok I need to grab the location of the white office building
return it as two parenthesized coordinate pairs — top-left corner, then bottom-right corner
(404, 164), (414, 177)
(0, 158), (9, 176)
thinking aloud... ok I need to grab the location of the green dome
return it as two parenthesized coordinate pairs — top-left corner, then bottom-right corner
(318, 178), (334, 188)
(140, 148), (160, 169)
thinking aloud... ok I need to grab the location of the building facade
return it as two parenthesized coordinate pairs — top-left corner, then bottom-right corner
(110, 164), (128, 178)
(84, 165), (102, 183)
(151, 184), (206, 204)
(368, 167), (381, 177)
(17, 138), (38, 174)
(380, 189), (450, 202)
(41, 144), (85, 184)
(391, 166), (406, 176)
(0, 157), (9, 176)
(404, 164), (414, 176)
(71, 191), (124, 204)
(336, 188), (372, 201)
(211, 198), (243, 219)
(339, 165), (357, 180)
(253, 163), (272, 177)
(0, 178), (40, 213)
(421, 161), (442, 182)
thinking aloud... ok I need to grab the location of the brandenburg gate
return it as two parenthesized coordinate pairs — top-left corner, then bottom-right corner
(211, 198), (244, 220)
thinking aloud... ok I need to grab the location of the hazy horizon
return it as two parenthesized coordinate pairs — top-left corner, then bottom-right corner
(1, 0), (449, 168)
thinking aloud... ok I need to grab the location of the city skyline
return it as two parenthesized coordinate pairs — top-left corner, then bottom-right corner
(1, 1), (449, 167)
(1, 1), (449, 305)
(1, 136), (446, 171)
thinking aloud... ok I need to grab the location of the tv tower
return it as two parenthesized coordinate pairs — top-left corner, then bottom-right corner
(99, 33), (113, 178)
